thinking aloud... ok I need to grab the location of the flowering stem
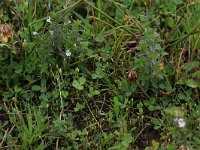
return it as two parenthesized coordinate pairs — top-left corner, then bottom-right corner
(28, 0), (82, 26)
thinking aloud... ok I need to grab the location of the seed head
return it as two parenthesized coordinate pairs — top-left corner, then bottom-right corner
(128, 70), (137, 82)
(0, 23), (12, 42)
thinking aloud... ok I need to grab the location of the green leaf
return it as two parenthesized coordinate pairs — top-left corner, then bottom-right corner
(12, 61), (20, 69)
(74, 102), (85, 112)
(178, 92), (186, 100)
(167, 144), (176, 150)
(12, 61), (23, 73)
(14, 86), (22, 93)
(72, 77), (86, 90)
(62, 91), (69, 98)
(41, 79), (47, 92)
(88, 87), (100, 97)
(148, 105), (161, 111)
(32, 85), (41, 91)
(93, 89), (100, 95)
(139, 108), (143, 114)
(92, 67), (105, 79)
(166, 17), (175, 28)
(79, 77), (86, 85)
(121, 133), (133, 146)
(149, 97), (156, 105)
(95, 32), (105, 42)
(192, 70), (200, 78)
(183, 61), (199, 74)
(152, 140), (159, 150)
(150, 118), (160, 126)
(148, 105), (154, 111)
(165, 106), (185, 117)
(33, 21), (43, 31)
(165, 83), (173, 92)
(96, 67), (102, 74)
(91, 74), (98, 79)
(15, 69), (23, 74)
(143, 100), (150, 106)
(72, 80), (83, 90)
(185, 79), (199, 88)
(144, 147), (151, 150)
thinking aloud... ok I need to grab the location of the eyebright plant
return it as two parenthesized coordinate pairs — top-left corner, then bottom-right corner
(134, 27), (168, 90)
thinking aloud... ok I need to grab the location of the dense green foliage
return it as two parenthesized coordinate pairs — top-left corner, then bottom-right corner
(0, 0), (199, 149)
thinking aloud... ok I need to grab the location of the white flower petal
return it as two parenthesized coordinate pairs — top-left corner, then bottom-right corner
(178, 118), (185, 128)
(65, 50), (71, 57)
(174, 117), (178, 122)
(46, 16), (52, 23)
(33, 31), (39, 36)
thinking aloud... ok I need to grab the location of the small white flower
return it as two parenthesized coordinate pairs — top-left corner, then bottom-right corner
(174, 117), (178, 122)
(46, 16), (51, 24)
(32, 31), (39, 36)
(177, 118), (185, 128)
(174, 117), (186, 128)
(49, 30), (54, 35)
(68, 20), (72, 24)
(74, 43), (77, 47)
(65, 50), (71, 57)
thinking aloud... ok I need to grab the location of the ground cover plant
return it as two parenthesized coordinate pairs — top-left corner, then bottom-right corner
(0, 0), (199, 149)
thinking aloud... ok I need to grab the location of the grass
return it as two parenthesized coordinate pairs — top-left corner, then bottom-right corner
(0, 0), (200, 149)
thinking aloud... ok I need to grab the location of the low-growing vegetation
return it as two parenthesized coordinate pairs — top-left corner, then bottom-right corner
(0, 0), (199, 149)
